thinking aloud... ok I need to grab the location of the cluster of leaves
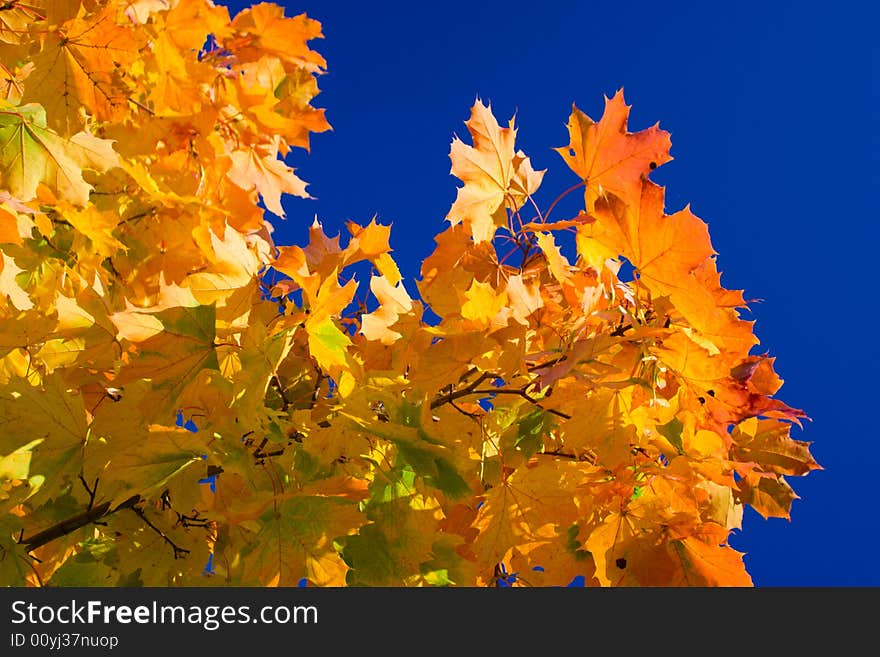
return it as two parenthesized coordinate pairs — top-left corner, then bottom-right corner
(0, 0), (819, 587)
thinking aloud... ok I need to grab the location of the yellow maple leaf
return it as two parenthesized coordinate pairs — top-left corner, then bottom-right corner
(0, 101), (119, 205)
(360, 275), (413, 345)
(226, 143), (310, 217)
(23, 3), (140, 135)
(447, 100), (544, 243)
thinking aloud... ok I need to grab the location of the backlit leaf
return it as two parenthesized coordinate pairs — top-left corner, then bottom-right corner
(0, 101), (119, 205)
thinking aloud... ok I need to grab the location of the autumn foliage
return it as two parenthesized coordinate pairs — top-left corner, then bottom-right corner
(0, 0), (820, 587)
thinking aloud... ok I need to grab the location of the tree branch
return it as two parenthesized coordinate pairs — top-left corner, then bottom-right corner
(20, 495), (141, 553)
(537, 449), (597, 464)
(430, 371), (496, 410)
(469, 387), (572, 419)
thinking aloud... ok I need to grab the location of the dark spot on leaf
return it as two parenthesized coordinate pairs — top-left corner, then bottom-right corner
(707, 389), (715, 397)
(649, 161), (657, 170)
(615, 558), (627, 569)
(698, 396), (706, 404)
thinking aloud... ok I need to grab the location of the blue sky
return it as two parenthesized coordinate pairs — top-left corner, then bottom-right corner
(226, 0), (877, 586)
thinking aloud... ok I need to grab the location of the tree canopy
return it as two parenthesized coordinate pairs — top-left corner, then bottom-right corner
(0, 0), (819, 587)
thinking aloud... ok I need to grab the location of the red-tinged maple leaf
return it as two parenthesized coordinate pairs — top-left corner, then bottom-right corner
(555, 89), (672, 211)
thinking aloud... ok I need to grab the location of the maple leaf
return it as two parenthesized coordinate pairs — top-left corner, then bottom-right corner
(340, 501), (441, 586)
(360, 275), (413, 345)
(732, 417), (821, 477)
(344, 218), (400, 283)
(22, 0), (83, 27)
(0, 1), (43, 45)
(55, 201), (127, 258)
(0, 251), (32, 310)
(234, 495), (364, 587)
(558, 386), (641, 469)
(588, 183), (762, 359)
(226, 143), (310, 217)
(303, 272), (356, 374)
(23, 3), (140, 135)
(460, 278), (507, 328)
(228, 3), (327, 72)
(505, 273), (543, 325)
(472, 460), (595, 572)
(0, 101), (119, 205)
(667, 523), (753, 586)
(736, 471), (798, 520)
(417, 223), (487, 317)
(84, 422), (208, 509)
(0, 374), (87, 508)
(113, 303), (220, 414)
(155, 0), (233, 52)
(535, 231), (574, 285)
(230, 310), (295, 418)
(0, 192), (37, 245)
(183, 224), (262, 305)
(555, 89), (672, 210)
(447, 99), (545, 243)
(591, 181), (713, 291)
(406, 331), (496, 399)
(0, 524), (29, 585)
(0, 60), (33, 104)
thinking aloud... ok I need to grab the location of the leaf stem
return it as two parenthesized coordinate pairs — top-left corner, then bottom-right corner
(543, 180), (587, 224)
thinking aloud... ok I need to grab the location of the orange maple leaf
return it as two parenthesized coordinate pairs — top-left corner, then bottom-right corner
(555, 89), (672, 210)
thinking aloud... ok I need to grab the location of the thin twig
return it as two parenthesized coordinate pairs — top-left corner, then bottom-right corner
(450, 399), (482, 419)
(469, 387), (572, 419)
(526, 355), (567, 372)
(79, 475), (97, 510)
(130, 506), (190, 559)
(543, 181), (587, 224)
(127, 96), (155, 115)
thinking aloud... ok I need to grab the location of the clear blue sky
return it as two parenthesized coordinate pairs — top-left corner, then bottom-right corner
(225, 0), (877, 586)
